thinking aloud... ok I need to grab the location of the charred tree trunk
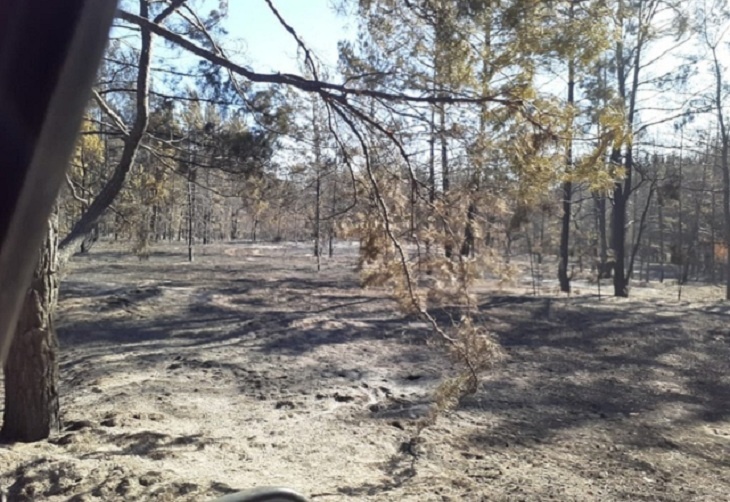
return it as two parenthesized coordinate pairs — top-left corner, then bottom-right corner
(721, 136), (730, 300)
(460, 200), (476, 257)
(79, 224), (98, 254)
(251, 218), (258, 242)
(187, 167), (196, 262)
(594, 193), (609, 278)
(612, 146), (631, 297)
(610, 0), (642, 298)
(314, 172), (321, 263)
(658, 194), (665, 282)
(441, 103), (452, 259)
(710, 45), (730, 299)
(558, 181), (573, 293)
(558, 41), (576, 293)
(426, 104), (436, 261)
(428, 106), (436, 206)
(312, 101), (323, 270)
(1, 211), (60, 442)
(329, 160), (338, 258)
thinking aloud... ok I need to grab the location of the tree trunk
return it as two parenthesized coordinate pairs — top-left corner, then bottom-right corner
(558, 181), (573, 293)
(329, 160), (337, 258)
(312, 102), (322, 270)
(558, 41), (575, 293)
(251, 217), (259, 243)
(314, 173), (321, 260)
(658, 195), (665, 282)
(721, 138), (730, 299)
(441, 103), (452, 259)
(79, 224), (98, 254)
(594, 193), (609, 277)
(1, 211), (60, 442)
(460, 200), (476, 257)
(709, 46), (730, 299)
(187, 167), (195, 262)
(612, 150), (630, 298)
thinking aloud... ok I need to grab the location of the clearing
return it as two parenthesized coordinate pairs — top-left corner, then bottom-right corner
(2, 241), (730, 501)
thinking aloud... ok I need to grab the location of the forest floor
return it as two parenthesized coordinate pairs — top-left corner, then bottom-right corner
(2, 241), (730, 501)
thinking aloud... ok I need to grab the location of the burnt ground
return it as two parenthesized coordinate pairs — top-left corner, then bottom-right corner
(2, 241), (730, 501)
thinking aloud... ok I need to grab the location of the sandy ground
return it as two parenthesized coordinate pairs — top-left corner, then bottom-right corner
(2, 241), (730, 501)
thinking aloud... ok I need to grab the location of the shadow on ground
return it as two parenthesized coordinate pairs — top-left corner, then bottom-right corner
(459, 295), (730, 468)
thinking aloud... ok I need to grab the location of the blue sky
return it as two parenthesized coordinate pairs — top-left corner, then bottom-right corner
(221, 0), (356, 74)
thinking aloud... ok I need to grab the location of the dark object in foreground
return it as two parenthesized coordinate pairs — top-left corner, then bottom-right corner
(213, 487), (309, 502)
(0, 0), (117, 363)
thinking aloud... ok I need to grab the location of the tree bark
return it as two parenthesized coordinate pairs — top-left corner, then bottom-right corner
(1, 211), (60, 442)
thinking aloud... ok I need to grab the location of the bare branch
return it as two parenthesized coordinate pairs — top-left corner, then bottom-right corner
(64, 174), (90, 206)
(92, 89), (130, 136)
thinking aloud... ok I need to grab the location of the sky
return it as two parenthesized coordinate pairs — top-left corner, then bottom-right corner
(220, 0), (356, 75)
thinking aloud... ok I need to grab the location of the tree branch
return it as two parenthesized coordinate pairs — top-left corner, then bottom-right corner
(92, 89), (129, 136)
(115, 8), (520, 108)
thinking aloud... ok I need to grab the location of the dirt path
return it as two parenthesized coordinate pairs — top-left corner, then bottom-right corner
(2, 242), (730, 501)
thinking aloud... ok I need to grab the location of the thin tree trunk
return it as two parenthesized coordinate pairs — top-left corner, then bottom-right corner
(707, 142), (717, 281)
(426, 103), (436, 262)
(314, 172), (321, 260)
(559, 181), (573, 292)
(312, 100), (322, 270)
(594, 193), (609, 277)
(441, 103), (452, 259)
(658, 195), (665, 282)
(627, 180), (655, 282)
(612, 147), (631, 297)
(460, 201), (476, 257)
(187, 167), (195, 262)
(710, 45), (730, 299)
(677, 138), (686, 284)
(461, 2), (492, 259)
(329, 159), (337, 258)
(558, 33), (576, 293)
